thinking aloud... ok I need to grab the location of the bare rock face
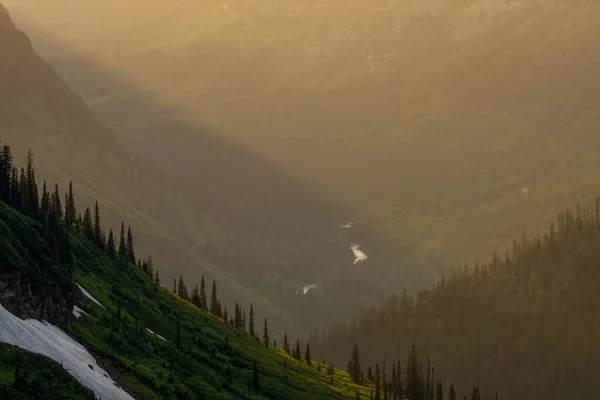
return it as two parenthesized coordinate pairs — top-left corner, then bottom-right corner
(0, 272), (82, 325)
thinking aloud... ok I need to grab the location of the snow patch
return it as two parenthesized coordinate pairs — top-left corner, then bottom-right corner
(145, 328), (166, 341)
(72, 306), (89, 319)
(76, 283), (106, 310)
(0, 304), (134, 400)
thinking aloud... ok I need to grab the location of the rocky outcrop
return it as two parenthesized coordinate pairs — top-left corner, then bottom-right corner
(0, 272), (82, 325)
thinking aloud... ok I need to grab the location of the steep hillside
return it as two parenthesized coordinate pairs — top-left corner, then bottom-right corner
(0, 147), (490, 399)
(311, 199), (600, 400)
(0, 3), (367, 337)
(5, 0), (600, 313)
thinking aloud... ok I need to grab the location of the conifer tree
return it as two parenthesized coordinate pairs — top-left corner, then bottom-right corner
(436, 381), (444, 400)
(0, 144), (13, 202)
(199, 275), (207, 310)
(210, 280), (218, 315)
(40, 182), (50, 216)
(375, 363), (381, 400)
(83, 206), (93, 239)
(9, 167), (18, 207)
(94, 201), (103, 247)
(51, 183), (62, 220)
(283, 333), (290, 354)
(306, 343), (312, 366)
(126, 226), (136, 264)
(25, 150), (39, 217)
(107, 229), (116, 255)
(178, 275), (189, 300)
(367, 366), (373, 382)
(191, 284), (201, 308)
(295, 339), (301, 360)
(223, 306), (229, 324)
(263, 318), (270, 346)
(348, 343), (362, 384)
(154, 270), (160, 286)
(118, 222), (127, 259)
(449, 384), (456, 400)
(249, 304), (255, 336)
(18, 168), (27, 212)
(65, 181), (76, 225)
(470, 386), (480, 400)
(173, 279), (177, 294)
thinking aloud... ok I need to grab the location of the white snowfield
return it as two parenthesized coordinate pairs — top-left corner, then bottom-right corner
(0, 304), (134, 400)
(76, 283), (106, 310)
(72, 305), (89, 319)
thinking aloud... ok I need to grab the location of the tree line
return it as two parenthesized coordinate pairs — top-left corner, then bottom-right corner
(310, 198), (600, 399)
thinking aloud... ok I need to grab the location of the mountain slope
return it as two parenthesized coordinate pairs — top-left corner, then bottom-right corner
(311, 199), (600, 400)
(0, 2), (358, 337)
(5, 0), (600, 314)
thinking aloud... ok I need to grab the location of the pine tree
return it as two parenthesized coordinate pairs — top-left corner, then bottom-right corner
(10, 167), (19, 209)
(25, 150), (39, 217)
(65, 181), (76, 225)
(210, 280), (219, 315)
(295, 339), (301, 360)
(178, 275), (189, 300)
(173, 279), (177, 294)
(263, 318), (270, 346)
(154, 270), (160, 286)
(94, 201), (103, 247)
(0, 144), (13, 202)
(83, 206), (93, 239)
(449, 384), (456, 400)
(199, 275), (207, 310)
(223, 305), (229, 324)
(436, 381), (444, 400)
(249, 304), (255, 336)
(40, 182), (50, 216)
(118, 222), (127, 260)
(348, 343), (362, 384)
(51, 183), (62, 220)
(470, 386), (480, 400)
(375, 363), (382, 400)
(306, 343), (312, 366)
(383, 361), (388, 400)
(191, 284), (201, 307)
(126, 226), (136, 264)
(283, 333), (290, 354)
(18, 168), (27, 212)
(106, 229), (116, 255)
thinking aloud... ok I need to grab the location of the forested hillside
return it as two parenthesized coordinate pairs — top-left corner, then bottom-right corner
(0, 142), (491, 399)
(311, 199), (600, 400)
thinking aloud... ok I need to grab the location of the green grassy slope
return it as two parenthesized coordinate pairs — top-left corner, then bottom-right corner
(0, 344), (96, 400)
(0, 200), (370, 400)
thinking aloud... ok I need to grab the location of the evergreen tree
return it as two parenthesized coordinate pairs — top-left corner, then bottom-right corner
(295, 339), (301, 360)
(223, 305), (229, 324)
(51, 183), (62, 220)
(436, 381), (444, 400)
(126, 226), (136, 264)
(65, 181), (76, 225)
(10, 167), (19, 209)
(106, 229), (116, 255)
(19, 168), (28, 212)
(178, 275), (189, 300)
(283, 333), (290, 354)
(199, 275), (207, 310)
(25, 150), (39, 217)
(375, 363), (382, 400)
(118, 222), (127, 259)
(348, 343), (362, 384)
(94, 201), (103, 247)
(0, 144), (13, 202)
(249, 304), (255, 336)
(191, 284), (201, 307)
(449, 384), (456, 400)
(306, 343), (312, 366)
(367, 366), (373, 382)
(210, 280), (219, 315)
(470, 386), (480, 400)
(173, 279), (177, 294)
(154, 270), (160, 286)
(263, 318), (270, 346)
(40, 181), (50, 216)
(83, 206), (93, 239)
